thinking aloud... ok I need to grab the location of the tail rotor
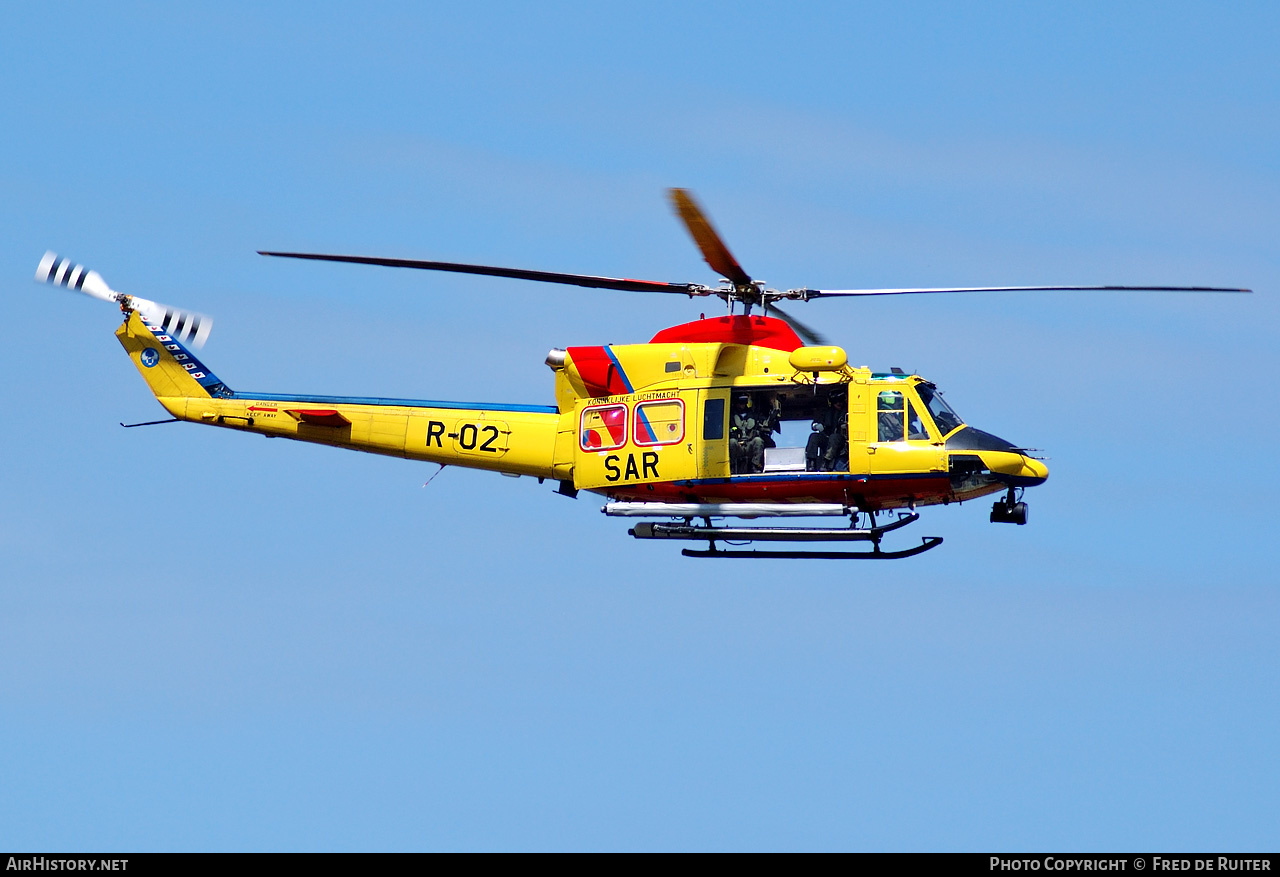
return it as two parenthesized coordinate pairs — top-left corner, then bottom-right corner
(35, 251), (213, 348)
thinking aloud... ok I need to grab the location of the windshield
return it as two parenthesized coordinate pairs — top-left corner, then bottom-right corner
(916, 383), (964, 436)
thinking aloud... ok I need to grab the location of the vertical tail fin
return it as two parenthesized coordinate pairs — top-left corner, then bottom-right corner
(117, 311), (232, 400)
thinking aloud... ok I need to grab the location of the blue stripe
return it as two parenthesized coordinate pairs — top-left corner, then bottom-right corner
(635, 405), (655, 442)
(141, 320), (229, 397)
(230, 391), (558, 414)
(602, 346), (634, 393)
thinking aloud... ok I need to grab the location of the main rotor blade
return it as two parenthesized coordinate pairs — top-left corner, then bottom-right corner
(667, 189), (753, 288)
(768, 302), (828, 346)
(790, 284), (1252, 298)
(257, 251), (711, 296)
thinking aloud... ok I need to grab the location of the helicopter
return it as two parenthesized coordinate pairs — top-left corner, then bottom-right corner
(36, 189), (1249, 559)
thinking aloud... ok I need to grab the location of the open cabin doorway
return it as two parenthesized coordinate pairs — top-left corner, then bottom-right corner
(727, 383), (857, 476)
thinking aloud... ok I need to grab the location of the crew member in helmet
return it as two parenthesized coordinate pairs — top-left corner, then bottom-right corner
(729, 394), (765, 474)
(824, 412), (849, 472)
(758, 393), (782, 450)
(805, 422), (828, 471)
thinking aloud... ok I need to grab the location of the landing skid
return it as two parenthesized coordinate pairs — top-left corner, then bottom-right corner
(627, 511), (942, 560)
(681, 537), (943, 560)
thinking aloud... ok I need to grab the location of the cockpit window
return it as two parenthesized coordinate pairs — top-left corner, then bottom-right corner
(877, 390), (905, 442)
(877, 390), (904, 411)
(907, 404), (930, 441)
(878, 389), (938, 442)
(916, 383), (963, 436)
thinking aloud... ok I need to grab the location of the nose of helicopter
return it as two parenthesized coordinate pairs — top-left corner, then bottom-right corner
(1010, 454), (1049, 486)
(966, 449), (1048, 486)
(944, 426), (1048, 487)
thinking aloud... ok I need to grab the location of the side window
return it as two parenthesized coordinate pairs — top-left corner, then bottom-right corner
(877, 390), (904, 442)
(703, 398), (726, 441)
(907, 402), (930, 441)
(635, 400), (685, 446)
(580, 404), (627, 451)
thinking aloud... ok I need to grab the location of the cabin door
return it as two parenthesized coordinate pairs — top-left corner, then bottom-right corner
(696, 389), (730, 479)
(572, 393), (699, 490)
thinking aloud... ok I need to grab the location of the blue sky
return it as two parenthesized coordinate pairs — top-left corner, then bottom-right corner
(1, 1), (1276, 851)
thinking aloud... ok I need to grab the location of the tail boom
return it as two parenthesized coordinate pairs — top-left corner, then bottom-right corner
(116, 311), (564, 479)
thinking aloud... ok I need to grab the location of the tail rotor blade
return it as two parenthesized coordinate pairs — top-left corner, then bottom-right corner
(131, 297), (214, 349)
(36, 251), (117, 303)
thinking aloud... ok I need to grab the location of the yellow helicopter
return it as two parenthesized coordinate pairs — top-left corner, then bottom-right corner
(37, 190), (1249, 559)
